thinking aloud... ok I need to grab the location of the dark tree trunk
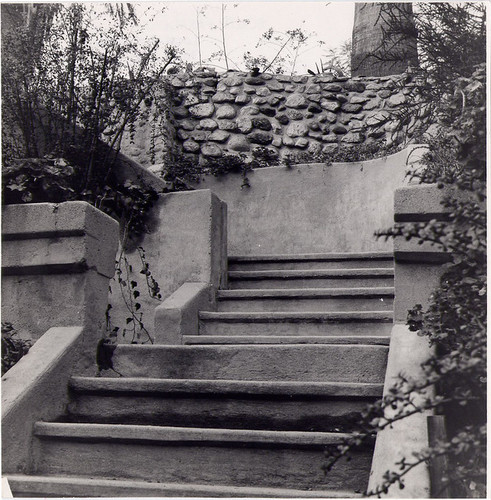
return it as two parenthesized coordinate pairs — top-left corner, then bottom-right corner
(351, 3), (418, 77)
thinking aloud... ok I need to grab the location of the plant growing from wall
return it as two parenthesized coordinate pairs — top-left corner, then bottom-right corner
(162, 146), (280, 190)
(243, 27), (321, 75)
(283, 139), (402, 167)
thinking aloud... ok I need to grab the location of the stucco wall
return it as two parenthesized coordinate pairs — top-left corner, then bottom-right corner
(122, 68), (424, 167)
(194, 146), (422, 255)
(107, 189), (227, 342)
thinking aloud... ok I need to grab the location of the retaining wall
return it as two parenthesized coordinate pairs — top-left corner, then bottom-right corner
(123, 68), (425, 167)
(194, 146), (423, 255)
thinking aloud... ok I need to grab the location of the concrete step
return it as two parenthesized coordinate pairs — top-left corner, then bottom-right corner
(34, 422), (373, 492)
(229, 252), (394, 271)
(228, 268), (394, 289)
(199, 311), (393, 337)
(65, 377), (383, 432)
(7, 474), (364, 498)
(183, 335), (391, 345)
(217, 287), (394, 312)
(110, 343), (388, 383)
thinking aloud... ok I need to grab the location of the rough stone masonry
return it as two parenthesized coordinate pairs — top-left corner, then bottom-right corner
(123, 68), (426, 167)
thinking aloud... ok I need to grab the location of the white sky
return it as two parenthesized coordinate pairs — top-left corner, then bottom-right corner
(133, 1), (355, 73)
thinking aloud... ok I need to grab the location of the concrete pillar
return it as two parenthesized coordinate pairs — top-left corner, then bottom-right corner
(2, 201), (119, 370)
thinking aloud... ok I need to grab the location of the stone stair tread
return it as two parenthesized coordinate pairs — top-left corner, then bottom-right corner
(34, 422), (357, 447)
(184, 335), (391, 345)
(69, 376), (383, 397)
(6, 474), (363, 498)
(200, 311), (393, 321)
(229, 268), (394, 278)
(218, 287), (395, 298)
(229, 252), (393, 262)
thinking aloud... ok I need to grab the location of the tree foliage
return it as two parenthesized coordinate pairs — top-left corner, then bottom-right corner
(1, 322), (32, 376)
(325, 3), (486, 495)
(375, 3), (486, 141)
(1, 3), (179, 237)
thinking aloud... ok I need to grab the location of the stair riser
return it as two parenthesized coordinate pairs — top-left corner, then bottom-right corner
(35, 438), (371, 491)
(183, 335), (390, 345)
(111, 345), (388, 383)
(8, 476), (364, 498)
(199, 320), (393, 338)
(229, 277), (394, 289)
(67, 395), (376, 432)
(217, 296), (393, 312)
(229, 260), (394, 271)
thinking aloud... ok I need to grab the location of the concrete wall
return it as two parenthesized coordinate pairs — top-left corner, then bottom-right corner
(193, 146), (422, 255)
(1, 202), (119, 369)
(107, 189), (227, 342)
(122, 68), (426, 167)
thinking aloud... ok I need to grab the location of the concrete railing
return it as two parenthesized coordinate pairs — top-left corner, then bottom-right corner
(2, 327), (84, 474)
(2, 201), (120, 473)
(2, 201), (119, 368)
(369, 184), (456, 498)
(108, 189), (227, 344)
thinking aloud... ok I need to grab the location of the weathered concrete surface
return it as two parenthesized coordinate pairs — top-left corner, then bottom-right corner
(195, 147), (420, 255)
(368, 182), (454, 497)
(67, 377), (381, 431)
(111, 344), (388, 383)
(393, 183), (454, 321)
(368, 325), (433, 497)
(116, 150), (168, 192)
(1, 202), (119, 353)
(198, 310), (393, 337)
(6, 474), (364, 498)
(107, 189), (227, 342)
(154, 282), (214, 344)
(228, 252), (394, 270)
(2, 326), (84, 475)
(35, 422), (372, 492)
(184, 335), (390, 345)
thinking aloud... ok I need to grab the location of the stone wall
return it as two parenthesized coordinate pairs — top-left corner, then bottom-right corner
(122, 68), (423, 166)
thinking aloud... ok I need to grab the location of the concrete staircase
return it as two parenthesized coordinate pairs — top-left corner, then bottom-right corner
(8, 252), (394, 498)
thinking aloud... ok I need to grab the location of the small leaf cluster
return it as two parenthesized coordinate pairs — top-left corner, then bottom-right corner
(2, 157), (77, 204)
(283, 140), (402, 167)
(1, 322), (32, 376)
(162, 147), (281, 190)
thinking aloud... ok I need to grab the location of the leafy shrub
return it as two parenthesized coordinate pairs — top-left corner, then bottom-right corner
(1, 323), (32, 375)
(1, 4), (175, 238)
(324, 64), (486, 497)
